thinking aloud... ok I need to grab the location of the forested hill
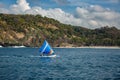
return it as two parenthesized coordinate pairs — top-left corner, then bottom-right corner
(0, 13), (120, 47)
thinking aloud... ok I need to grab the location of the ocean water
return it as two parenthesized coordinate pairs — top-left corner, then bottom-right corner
(0, 47), (120, 80)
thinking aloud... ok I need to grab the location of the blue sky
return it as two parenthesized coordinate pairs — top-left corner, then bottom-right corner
(0, 0), (120, 29)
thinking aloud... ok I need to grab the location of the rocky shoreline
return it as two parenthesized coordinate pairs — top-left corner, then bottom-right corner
(0, 44), (119, 49)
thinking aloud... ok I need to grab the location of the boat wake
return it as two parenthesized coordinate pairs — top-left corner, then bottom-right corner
(0, 55), (59, 58)
(30, 54), (59, 58)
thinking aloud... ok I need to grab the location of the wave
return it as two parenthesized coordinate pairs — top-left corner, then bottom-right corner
(54, 46), (120, 49)
(0, 55), (60, 58)
(0, 46), (26, 48)
(0, 56), (10, 58)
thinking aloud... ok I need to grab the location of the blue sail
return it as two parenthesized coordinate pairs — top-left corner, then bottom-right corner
(39, 40), (54, 55)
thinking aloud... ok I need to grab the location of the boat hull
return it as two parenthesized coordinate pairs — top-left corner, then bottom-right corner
(40, 54), (56, 57)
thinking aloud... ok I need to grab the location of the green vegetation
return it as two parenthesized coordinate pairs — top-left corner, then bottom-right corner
(0, 13), (120, 47)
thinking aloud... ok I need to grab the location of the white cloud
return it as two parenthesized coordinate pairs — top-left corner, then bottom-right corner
(25, 7), (82, 26)
(75, 5), (120, 28)
(90, 5), (106, 12)
(0, 8), (9, 13)
(0, 0), (120, 29)
(10, 0), (31, 13)
(107, 0), (120, 3)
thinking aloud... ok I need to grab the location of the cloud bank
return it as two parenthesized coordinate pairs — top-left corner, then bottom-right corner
(0, 0), (120, 29)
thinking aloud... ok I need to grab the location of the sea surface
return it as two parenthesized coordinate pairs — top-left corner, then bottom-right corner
(0, 47), (120, 80)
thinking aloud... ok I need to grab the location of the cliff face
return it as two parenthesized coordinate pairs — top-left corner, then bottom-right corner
(0, 14), (120, 47)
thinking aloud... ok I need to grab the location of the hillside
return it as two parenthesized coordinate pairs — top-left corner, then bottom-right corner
(0, 13), (120, 47)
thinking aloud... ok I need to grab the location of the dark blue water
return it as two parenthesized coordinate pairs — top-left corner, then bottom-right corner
(0, 48), (120, 80)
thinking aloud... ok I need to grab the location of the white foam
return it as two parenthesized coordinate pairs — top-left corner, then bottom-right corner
(0, 45), (3, 48)
(30, 55), (41, 57)
(30, 55), (59, 58)
(41, 54), (57, 57)
(12, 46), (26, 48)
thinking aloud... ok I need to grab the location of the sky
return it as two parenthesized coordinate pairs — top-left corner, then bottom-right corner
(0, 0), (120, 29)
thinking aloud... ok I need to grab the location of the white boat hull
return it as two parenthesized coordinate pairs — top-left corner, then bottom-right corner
(40, 54), (57, 57)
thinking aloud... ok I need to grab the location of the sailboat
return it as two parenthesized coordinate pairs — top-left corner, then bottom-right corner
(39, 40), (56, 57)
